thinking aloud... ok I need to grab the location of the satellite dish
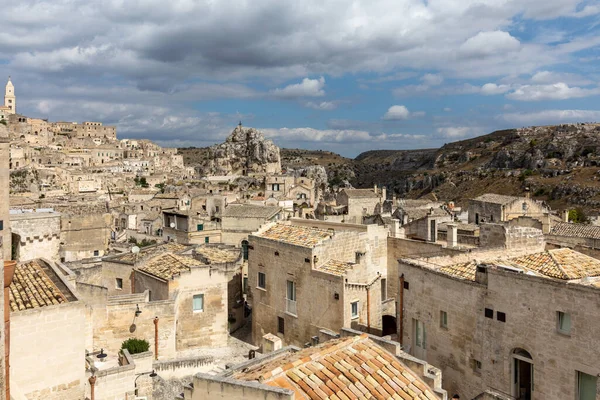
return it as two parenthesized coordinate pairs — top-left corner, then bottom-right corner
(132, 246), (140, 254)
(170, 222), (175, 228)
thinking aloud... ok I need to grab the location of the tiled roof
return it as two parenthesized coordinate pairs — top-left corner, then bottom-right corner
(316, 260), (354, 276)
(404, 207), (449, 221)
(222, 205), (281, 219)
(136, 253), (199, 280)
(549, 222), (600, 239)
(342, 189), (379, 199)
(256, 223), (333, 248)
(194, 246), (240, 264)
(9, 260), (75, 312)
(472, 193), (520, 205)
(233, 334), (438, 400)
(112, 242), (189, 263)
(506, 248), (600, 280)
(439, 261), (477, 281)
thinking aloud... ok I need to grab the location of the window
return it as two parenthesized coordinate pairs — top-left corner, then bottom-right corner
(215, 206), (220, 213)
(351, 301), (359, 319)
(204, 237), (209, 243)
(278, 317), (285, 334)
(193, 294), (204, 312)
(0, 220), (3, 230)
(497, 311), (506, 322)
(286, 281), (297, 315)
(93, 250), (99, 257)
(115, 278), (123, 290)
(258, 272), (266, 289)
(440, 311), (448, 329)
(485, 308), (494, 318)
(473, 359), (482, 373)
(414, 319), (426, 349)
(577, 371), (598, 400)
(197, 224), (204, 231)
(381, 278), (387, 301)
(403, 281), (410, 290)
(272, 183), (280, 191)
(557, 311), (571, 334)
(274, 251), (279, 256)
(243, 277), (248, 294)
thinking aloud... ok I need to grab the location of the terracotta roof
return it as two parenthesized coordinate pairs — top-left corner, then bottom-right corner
(194, 246), (240, 264)
(136, 253), (199, 280)
(316, 260), (354, 276)
(9, 260), (75, 312)
(504, 248), (600, 280)
(549, 222), (600, 239)
(256, 223), (333, 248)
(439, 261), (477, 281)
(341, 189), (379, 199)
(112, 242), (189, 263)
(222, 205), (281, 219)
(233, 334), (439, 400)
(472, 193), (520, 205)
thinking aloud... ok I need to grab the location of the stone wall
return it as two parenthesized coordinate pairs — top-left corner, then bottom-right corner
(186, 373), (293, 400)
(10, 212), (61, 262)
(479, 224), (545, 251)
(10, 301), (87, 400)
(152, 355), (215, 379)
(60, 213), (111, 261)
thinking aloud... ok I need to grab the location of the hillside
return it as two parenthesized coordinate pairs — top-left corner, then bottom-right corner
(179, 123), (600, 212)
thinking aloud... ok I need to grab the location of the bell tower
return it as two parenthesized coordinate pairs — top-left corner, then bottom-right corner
(4, 77), (15, 115)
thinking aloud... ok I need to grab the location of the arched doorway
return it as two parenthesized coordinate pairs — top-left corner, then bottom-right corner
(382, 315), (397, 336)
(512, 348), (533, 400)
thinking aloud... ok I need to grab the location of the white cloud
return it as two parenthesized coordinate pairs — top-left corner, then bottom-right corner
(459, 31), (521, 58)
(437, 126), (482, 139)
(506, 82), (600, 101)
(530, 70), (593, 86)
(271, 77), (325, 98)
(421, 74), (443, 86)
(304, 101), (337, 110)
(383, 105), (425, 120)
(481, 83), (512, 95)
(443, 107), (452, 112)
(500, 109), (600, 125)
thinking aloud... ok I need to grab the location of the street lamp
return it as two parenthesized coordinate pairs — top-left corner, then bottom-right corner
(134, 370), (158, 396)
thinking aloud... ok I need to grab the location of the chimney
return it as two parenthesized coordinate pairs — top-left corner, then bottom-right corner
(382, 187), (387, 201)
(447, 223), (458, 248)
(390, 219), (400, 238)
(374, 184), (378, 193)
(563, 209), (570, 223)
(525, 187), (530, 200)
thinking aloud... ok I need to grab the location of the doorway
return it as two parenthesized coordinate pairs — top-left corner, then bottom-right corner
(382, 315), (397, 336)
(512, 349), (533, 400)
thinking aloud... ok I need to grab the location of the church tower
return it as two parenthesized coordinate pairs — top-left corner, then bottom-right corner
(4, 77), (15, 115)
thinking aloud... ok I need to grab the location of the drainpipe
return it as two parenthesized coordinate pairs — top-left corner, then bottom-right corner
(4, 260), (16, 400)
(366, 286), (371, 334)
(88, 375), (96, 400)
(153, 317), (159, 360)
(398, 273), (404, 346)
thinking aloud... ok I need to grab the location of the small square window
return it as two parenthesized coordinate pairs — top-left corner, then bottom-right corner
(197, 224), (204, 231)
(93, 250), (99, 257)
(278, 317), (284, 334)
(115, 278), (123, 290)
(351, 301), (359, 319)
(205, 237), (209, 243)
(485, 308), (493, 319)
(258, 272), (266, 289)
(497, 311), (506, 322)
(403, 281), (410, 290)
(274, 251), (279, 256)
(473, 359), (482, 373)
(440, 311), (448, 329)
(305, 258), (310, 263)
(557, 311), (571, 335)
(193, 294), (204, 312)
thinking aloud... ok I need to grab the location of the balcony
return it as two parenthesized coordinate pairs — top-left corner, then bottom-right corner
(286, 298), (297, 316)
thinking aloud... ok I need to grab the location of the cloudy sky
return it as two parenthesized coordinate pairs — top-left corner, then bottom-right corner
(2, 0), (600, 157)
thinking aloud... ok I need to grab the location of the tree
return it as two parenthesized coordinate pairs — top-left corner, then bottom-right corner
(568, 208), (588, 224)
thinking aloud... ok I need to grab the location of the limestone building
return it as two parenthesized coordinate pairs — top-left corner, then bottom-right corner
(248, 219), (390, 349)
(392, 246), (600, 398)
(335, 186), (386, 224)
(9, 209), (61, 262)
(468, 193), (553, 232)
(221, 204), (282, 245)
(1, 77), (15, 117)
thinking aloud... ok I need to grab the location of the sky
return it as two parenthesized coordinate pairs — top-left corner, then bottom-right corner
(2, 0), (600, 158)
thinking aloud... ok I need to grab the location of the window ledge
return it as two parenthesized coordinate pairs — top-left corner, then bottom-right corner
(556, 330), (571, 337)
(285, 312), (298, 318)
(255, 287), (267, 292)
(351, 316), (359, 320)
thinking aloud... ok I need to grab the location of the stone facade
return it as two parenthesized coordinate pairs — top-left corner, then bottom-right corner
(10, 210), (61, 262)
(468, 194), (552, 233)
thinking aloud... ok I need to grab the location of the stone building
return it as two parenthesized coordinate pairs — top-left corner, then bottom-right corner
(221, 204), (282, 245)
(248, 219), (389, 349)
(392, 246), (600, 399)
(9, 259), (86, 400)
(162, 209), (222, 244)
(0, 124), (10, 260)
(9, 209), (61, 262)
(468, 193), (553, 232)
(546, 222), (600, 259)
(1, 77), (15, 117)
(183, 329), (447, 400)
(336, 186), (386, 224)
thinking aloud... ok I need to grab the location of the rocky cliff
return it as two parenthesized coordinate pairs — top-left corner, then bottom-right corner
(196, 125), (281, 176)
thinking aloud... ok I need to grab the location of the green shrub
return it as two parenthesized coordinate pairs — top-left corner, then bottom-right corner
(121, 338), (150, 355)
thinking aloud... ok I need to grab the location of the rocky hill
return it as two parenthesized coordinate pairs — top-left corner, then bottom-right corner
(179, 123), (600, 212)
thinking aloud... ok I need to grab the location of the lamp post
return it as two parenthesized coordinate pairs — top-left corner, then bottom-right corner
(134, 370), (157, 396)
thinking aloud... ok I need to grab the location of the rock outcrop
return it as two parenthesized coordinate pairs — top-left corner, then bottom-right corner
(198, 125), (281, 176)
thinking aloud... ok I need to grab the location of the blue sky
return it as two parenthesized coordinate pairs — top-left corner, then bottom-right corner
(2, 0), (600, 157)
